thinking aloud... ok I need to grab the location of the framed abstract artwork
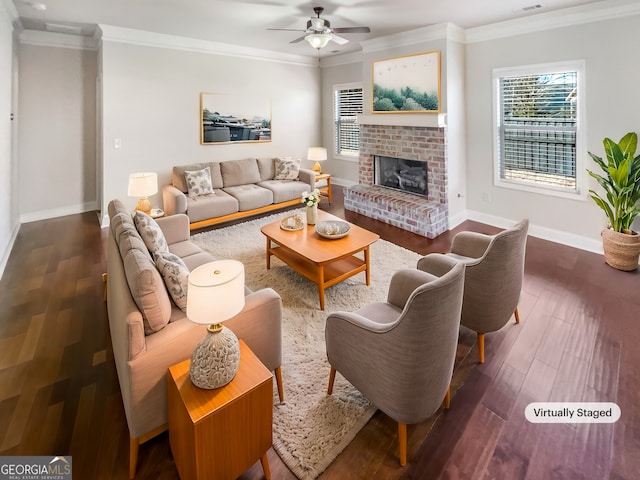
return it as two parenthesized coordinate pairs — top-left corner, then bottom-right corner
(372, 51), (441, 113)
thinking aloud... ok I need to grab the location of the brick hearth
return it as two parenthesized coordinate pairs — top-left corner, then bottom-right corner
(344, 124), (448, 238)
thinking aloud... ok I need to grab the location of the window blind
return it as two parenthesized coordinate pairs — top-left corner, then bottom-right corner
(497, 71), (578, 190)
(334, 86), (362, 156)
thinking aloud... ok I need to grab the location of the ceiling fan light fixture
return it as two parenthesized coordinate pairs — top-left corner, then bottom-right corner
(305, 33), (332, 49)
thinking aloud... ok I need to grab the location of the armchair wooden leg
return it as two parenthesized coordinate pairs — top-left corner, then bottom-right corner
(444, 386), (451, 409)
(398, 422), (407, 466)
(129, 436), (139, 479)
(514, 307), (521, 324)
(274, 366), (285, 403)
(327, 367), (336, 395)
(102, 273), (108, 302)
(477, 333), (485, 363)
(260, 453), (271, 480)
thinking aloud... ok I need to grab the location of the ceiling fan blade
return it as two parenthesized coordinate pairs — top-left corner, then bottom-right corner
(267, 28), (307, 32)
(331, 26), (371, 34)
(290, 35), (308, 44)
(330, 34), (349, 45)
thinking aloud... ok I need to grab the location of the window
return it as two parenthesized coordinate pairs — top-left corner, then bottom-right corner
(493, 61), (585, 198)
(334, 83), (362, 159)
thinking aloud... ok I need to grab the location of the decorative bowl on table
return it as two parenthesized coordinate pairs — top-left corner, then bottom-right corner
(280, 214), (304, 231)
(315, 220), (350, 239)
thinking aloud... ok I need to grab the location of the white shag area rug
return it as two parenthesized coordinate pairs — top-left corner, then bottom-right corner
(191, 210), (421, 479)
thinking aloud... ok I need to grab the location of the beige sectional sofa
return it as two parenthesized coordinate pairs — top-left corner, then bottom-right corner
(105, 199), (283, 478)
(162, 157), (316, 230)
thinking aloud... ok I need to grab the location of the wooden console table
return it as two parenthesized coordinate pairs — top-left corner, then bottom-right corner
(168, 340), (273, 480)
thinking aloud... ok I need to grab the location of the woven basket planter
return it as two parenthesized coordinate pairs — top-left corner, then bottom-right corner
(601, 228), (640, 271)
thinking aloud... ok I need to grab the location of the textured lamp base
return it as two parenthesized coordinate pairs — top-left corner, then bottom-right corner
(312, 161), (322, 173)
(135, 197), (152, 216)
(190, 325), (240, 389)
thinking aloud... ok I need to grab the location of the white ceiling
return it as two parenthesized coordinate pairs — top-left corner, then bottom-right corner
(13, 0), (606, 57)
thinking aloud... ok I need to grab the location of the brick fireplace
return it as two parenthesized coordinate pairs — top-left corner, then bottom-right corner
(344, 123), (448, 238)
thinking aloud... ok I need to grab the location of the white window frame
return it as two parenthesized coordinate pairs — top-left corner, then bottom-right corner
(333, 82), (362, 162)
(493, 60), (587, 200)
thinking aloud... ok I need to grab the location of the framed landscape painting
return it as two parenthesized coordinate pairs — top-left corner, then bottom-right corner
(372, 51), (441, 113)
(200, 92), (271, 144)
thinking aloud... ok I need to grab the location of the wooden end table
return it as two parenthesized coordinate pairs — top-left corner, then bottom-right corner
(261, 210), (379, 310)
(168, 340), (273, 480)
(315, 173), (332, 204)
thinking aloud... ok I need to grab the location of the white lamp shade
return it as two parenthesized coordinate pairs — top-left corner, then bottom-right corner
(305, 33), (332, 49)
(187, 260), (245, 325)
(307, 147), (327, 162)
(128, 172), (158, 197)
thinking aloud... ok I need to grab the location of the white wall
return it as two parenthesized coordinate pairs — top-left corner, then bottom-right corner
(0, 0), (19, 279)
(18, 44), (97, 221)
(320, 57), (362, 184)
(100, 39), (321, 218)
(465, 14), (640, 249)
(444, 37), (467, 226)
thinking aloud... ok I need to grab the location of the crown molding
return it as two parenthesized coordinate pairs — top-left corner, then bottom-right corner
(319, 50), (363, 68)
(0, 0), (21, 30)
(98, 24), (318, 67)
(20, 29), (99, 50)
(361, 22), (464, 54)
(465, 0), (640, 43)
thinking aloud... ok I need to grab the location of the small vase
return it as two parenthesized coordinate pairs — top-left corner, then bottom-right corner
(306, 204), (318, 225)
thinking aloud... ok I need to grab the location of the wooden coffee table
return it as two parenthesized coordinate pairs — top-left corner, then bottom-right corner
(261, 211), (379, 310)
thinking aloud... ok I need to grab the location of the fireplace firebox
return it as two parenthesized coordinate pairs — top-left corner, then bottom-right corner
(374, 156), (428, 197)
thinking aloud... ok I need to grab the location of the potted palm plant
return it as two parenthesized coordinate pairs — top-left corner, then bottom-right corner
(587, 132), (640, 271)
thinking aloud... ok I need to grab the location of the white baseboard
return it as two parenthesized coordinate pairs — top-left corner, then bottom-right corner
(0, 220), (20, 281)
(20, 201), (99, 224)
(466, 210), (604, 255)
(448, 209), (469, 230)
(331, 177), (358, 187)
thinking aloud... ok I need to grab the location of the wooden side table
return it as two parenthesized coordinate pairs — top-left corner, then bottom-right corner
(168, 340), (273, 480)
(315, 173), (332, 204)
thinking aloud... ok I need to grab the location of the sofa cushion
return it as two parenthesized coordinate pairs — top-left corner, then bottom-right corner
(173, 162), (223, 191)
(134, 211), (169, 254)
(186, 189), (238, 223)
(110, 210), (134, 236)
(257, 157), (275, 181)
(274, 157), (301, 180)
(169, 241), (215, 271)
(123, 248), (172, 334)
(223, 184), (273, 211)
(220, 158), (261, 187)
(258, 179), (311, 204)
(185, 167), (214, 199)
(154, 251), (189, 312)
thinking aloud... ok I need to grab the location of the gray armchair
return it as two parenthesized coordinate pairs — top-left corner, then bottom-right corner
(418, 219), (529, 363)
(325, 256), (465, 466)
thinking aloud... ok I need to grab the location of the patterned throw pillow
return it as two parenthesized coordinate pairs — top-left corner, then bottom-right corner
(185, 167), (214, 199)
(154, 251), (189, 312)
(274, 157), (301, 181)
(134, 211), (169, 254)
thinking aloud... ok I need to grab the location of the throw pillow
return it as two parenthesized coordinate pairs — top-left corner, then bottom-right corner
(154, 251), (189, 312)
(134, 211), (169, 254)
(185, 166), (214, 199)
(123, 248), (172, 334)
(274, 157), (301, 181)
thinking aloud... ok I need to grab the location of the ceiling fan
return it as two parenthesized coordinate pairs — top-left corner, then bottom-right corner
(268, 6), (371, 49)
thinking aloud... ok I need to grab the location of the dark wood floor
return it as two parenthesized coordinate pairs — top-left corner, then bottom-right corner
(1, 187), (638, 479)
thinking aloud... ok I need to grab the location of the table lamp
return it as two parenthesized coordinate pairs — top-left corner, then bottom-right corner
(127, 172), (158, 215)
(307, 147), (327, 173)
(187, 260), (245, 389)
